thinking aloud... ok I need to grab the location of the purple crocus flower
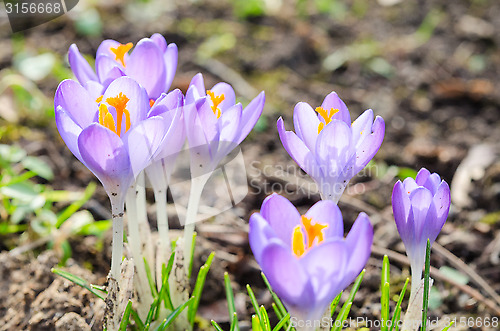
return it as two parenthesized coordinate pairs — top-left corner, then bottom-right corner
(68, 33), (178, 100)
(184, 73), (265, 177)
(392, 168), (451, 279)
(54, 76), (169, 206)
(249, 193), (373, 322)
(277, 92), (385, 203)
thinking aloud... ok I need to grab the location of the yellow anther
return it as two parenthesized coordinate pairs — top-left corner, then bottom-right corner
(96, 95), (103, 103)
(291, 215), (329, 258)
(106, 92), (131, 136)
(207, 90), (224, 119)
(110, 42), (133, 67)
(316, 106), (339, 133)
(103, 112), (116, 133)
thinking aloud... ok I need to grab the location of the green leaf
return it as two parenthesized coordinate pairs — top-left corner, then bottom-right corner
(56, 182), (96, 228)
(389, 278), (409, 331)
(156, 297), (194, 330)
(441, 321), (454, 331)
(119, 300), (133, 331)
(247, 284), (262, 321)
(261, 272), (287, 319)
(224, 272), (239, 331)
(22, 156), (53, 180)
(330, 291), (343, 317)
(0, 144), (26, 163)
(51, 268), (106, 300)
(211, 320), (225, 331)
(1, 182), (38, 202)
(332, 270), (365, 331)
(381, 255), (390, 331)
(438, 266), (469, 285)
(78, 220), (112, 236)
(188, 252), (215, 324)
(422, 239), (432, 331)
(144, 257), (158, 298)
(272, 313), (290, 331)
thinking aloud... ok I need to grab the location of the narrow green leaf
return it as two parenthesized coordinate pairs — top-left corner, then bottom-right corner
(188, 232), (197, 278)
(56, 182), (96, 227)
(119, 300), (133, 331)
(130, 308), (145, 330)
(271, 303), (283, 320)
(247, 284), (262, 321)
(144, 257), (158, 298)
(260, 305), (271, 330)
(156, 297), (194, 330)
(252, 315), (262, 331)
(188, 252), (215, 324)
(422, 239), (431, 331)
(211, 320), (225, 331)
(144, 297), (160, 327)
(51, 268), (106, 300)
(272, 313), (290, 331)
(441, 321), (454, 331)
(330, 291), (343, 317)
(381, 255), (391, 331)
(332, 270), (365, 331)
(229, 312), (239, 331)
(224, 272), (239, 331)
(261, 272), (287, 317)
(22, 156), (53, 180)
(389, 278), (409, 331)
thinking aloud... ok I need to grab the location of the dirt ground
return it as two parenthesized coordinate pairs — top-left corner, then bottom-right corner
(1, 0), (500, 330)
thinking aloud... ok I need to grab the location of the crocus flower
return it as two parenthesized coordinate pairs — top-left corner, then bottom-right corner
(277, 92), (385, 203)
(54, 76), (170, 206)
(184, 73), (265, 177)
(68, 33), (178, 100)
(392, 168), (451, 279)
(249, 193), (373, 322)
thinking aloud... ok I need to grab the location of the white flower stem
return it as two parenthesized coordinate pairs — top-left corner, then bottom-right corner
(154, 187), (170, 252)
(110, 197), (124, 280)
(183, 172), (211, 275)
(402, 265), (425, 331)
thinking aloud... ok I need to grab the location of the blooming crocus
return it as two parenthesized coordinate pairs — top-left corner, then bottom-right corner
(184, 73), (265, 177)
(392, 168), (450, 283)
(277, 92), (385, 203)
(68, 33), (178, 100)
(249, 194), (373, 323)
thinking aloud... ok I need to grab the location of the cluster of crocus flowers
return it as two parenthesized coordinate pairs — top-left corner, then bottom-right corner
(249, 194), (373, 322)
(277, 92), (385, 203)
(69, 33), (177, 100)
(392, 167), (450, 326)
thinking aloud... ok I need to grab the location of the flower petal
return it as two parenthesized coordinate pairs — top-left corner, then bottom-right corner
(68, 44), (98, 85)
(235, 91), (265, 145)
(260, 193), (301, 246)
(248, 213), (278, 264)
(304, 200), (343, 239)
(55, 105), (83, 162)
(78, 124), (132, 200)
(293, 102), (319, 154)
(352, 115), (385, 174)
(124, 116), (167, 177)
(54, 79), (97, 128)
(277, 117), (321, 181)
(126, 39), (167, 99)
(260, 241), (315, 309)
(408, 187), (434, 242)
(215, 103), (242, 162)
(321, 92), (350, 125)
(211, 82), (236, 112)
(164, 43), (178, 91)
(150, 33), (167, 52)
(392, 181), (411, 244)
(95, 55), (124, 87)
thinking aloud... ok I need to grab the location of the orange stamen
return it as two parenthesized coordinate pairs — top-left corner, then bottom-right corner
(110, 42), (133, 67)
(149, 99), (155, 108)
(291, 215), (329, 258)
(316, 106), (339, 133)
(207, 90), (224, 119)
(96, 95), (103, 103)
(106, 92), (131, 136)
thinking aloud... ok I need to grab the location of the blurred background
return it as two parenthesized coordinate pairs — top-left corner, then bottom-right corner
(1, 0), (500, 329)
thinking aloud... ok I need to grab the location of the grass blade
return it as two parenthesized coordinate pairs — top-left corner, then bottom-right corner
(119, 300), (133, 331)
(441, 321), (454, 331)
(188, 252), (215, 324)
(144, 257), (158, 298)
(51, 268), (106, 300)
(422, 239), (432, 331)
(211, 320), (225, 331)
(272, 313), (290, 331)
(389, 277), (409, 331)
(261, 272), (287, 317)
(381, 255), (390, 331)
(224, 272), (239, 331)
(331, 269), (365, 331)
(330, 291), (342, 317)
(156, 297), (194, 330)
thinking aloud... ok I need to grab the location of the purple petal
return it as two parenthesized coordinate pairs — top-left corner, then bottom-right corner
(300, 240), (346, 305)
(352, 115), (385, 174)
(96, 40), (121, 59)
(148, 89), (183, 118)
(184, 100), (212, 174)
(260, 241), (315, 309)
(55, 79), (97, 128)
(78, 124), (132, 200)
(235, 91), (265, 145)
(126, 39), (166, 99)
(342, 212), (373, 287)
(188, 73), (206, 98)
(408, 187), (434, 242)
(164, 43), (178, 91)
(260, 193), (301, 246)
(124, 116), (167, 177)
(403, 177), (419, 193)
(84, 80), (105, 101)
(293, 102), (320, 154)
(321, 92), (350, 125)
(102, 77), (149, 127)
(248, 213), (278, 264)
(95, 55), (124, 87)
(277, 117), (321, 181)
(55, 106), (83, 162)
(68, 44), (98, 85)
(210, 82), (236, 112)
(392, 181), (411, 243)
(351, 109), (374, 146)
(215, 103), (242, 162)
(304, 200), (344, 239)
(415, 168), (431, 186)
(150, 33), (167, 52)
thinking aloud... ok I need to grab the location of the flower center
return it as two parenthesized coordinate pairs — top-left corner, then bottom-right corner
(110, 43), (133, 67)
(206, 90), (225, 119)
(98, 92), (131, 137)
(316, 106), (339, 133)
(292, 215), (328, 258)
